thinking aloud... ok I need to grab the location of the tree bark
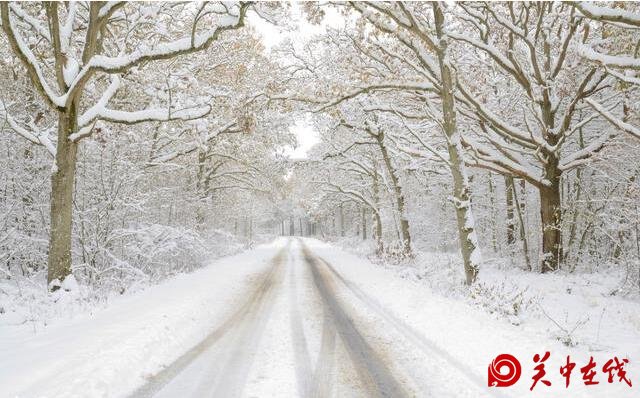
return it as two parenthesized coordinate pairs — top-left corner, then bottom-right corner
(513, 179), (532, 271)
(195, 149), (207, 228)
(434, 2), (480, 285)
(373, 210), (384, 255)
(372, 167), (384, 255)
(362, 207), (367, 240)
(47, 105), (79, 288)
(505, 176), (516, 245)
(375, 131), (411, 255)
(540, 164), (563, 272)
(488, 173), (497, 252)
(339, 203), (345, 237)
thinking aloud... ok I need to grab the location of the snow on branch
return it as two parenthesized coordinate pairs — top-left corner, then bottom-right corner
(77, 76), (122, 128)
(1, 2), (252, 111)
(320, 180), (380, 215)
(64, 2), (252, 101)
(0, 104), (56, 157)
(8, 3), (51, 42)
(574, 2), (640, 28)
(462, 134), (545, 187)
(579, 46), (640, 71)
(456, 83), (541, 151)
(0, 4), (66, 109)
(70, 105), (212, 142)
(313, 82), (436, 112)
(584, 98), (640, 141)
(148, 121), (242, 164)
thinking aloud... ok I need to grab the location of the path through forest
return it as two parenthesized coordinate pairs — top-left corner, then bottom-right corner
(132, 239), (431, 397)
(0, 238), (629, 398)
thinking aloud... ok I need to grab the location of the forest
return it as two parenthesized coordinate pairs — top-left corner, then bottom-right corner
(0, 2), (639, 397)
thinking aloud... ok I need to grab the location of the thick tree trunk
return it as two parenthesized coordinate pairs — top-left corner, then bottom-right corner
(289, 214), (294, 236)
(339, 203), (345, 237)
(434, 2), (480, 285)
(540, 164), (563, 272)
(47, 108), (79, 288)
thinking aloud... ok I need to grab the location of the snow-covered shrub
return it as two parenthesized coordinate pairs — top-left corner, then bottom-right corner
(0, 274), (92, 330)
(468, 281), (537, 325)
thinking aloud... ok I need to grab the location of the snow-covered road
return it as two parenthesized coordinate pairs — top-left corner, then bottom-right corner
(1, 238), (635, 397)
(132, 239), (420, 397)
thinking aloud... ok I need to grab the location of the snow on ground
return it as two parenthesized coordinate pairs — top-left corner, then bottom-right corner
(0, 238), (288, 398)
(1, 237), (637, 398)
(313, 237), (638, 397)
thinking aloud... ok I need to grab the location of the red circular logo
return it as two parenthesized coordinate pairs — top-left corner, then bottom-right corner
(488, 354), (522, 387)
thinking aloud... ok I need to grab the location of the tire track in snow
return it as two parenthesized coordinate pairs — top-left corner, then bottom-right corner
(288, 245), (315, 398)
(310, 307), (337, 398)
(315, 255), (509, 398)
(205, 248), (285, 397)
(129, 246), (287, 398)
(302, 244), (410, 398)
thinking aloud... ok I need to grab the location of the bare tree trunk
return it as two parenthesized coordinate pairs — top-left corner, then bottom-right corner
(488, 173), (497, 252)
(372, 167), (384, 255)
(195, 149), (207, 229)
(339, 203), (345, 237)
(362, 207), (367, 240)
(375, 132), (411, 255)
(513, 180), (532, 271)
(434, 2), (480, 285)
(289, 214), (294, 236)
(47, 105), (79, 288)
(374, 210), (384, 255)
(505, 176), (516, 246)
(540, 160), (563, 272)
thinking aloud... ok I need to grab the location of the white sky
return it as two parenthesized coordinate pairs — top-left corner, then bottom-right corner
(248, 4), (343, 159)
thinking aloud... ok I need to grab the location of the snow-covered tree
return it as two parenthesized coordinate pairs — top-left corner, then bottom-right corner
(0, 1), (251, 288)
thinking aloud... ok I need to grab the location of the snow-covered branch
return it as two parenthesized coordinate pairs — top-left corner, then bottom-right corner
(579, 46), (640, 71)
(0, 105), (56, 157)
(148, 121), (242, 164)
(584, 98), (640, 141)
(574, 2), (640, 28)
